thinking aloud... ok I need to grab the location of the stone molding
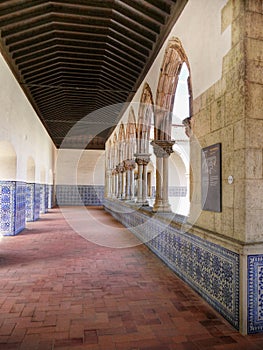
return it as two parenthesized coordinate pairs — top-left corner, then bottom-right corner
(123, 159), (136, 171)
(151, 140), (175, 158)
(134, 153), (151, 165)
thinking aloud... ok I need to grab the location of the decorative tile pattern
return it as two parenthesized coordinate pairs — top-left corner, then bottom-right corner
(34, 183), (40, 220)
(48, 185), (53, 208)
(26, 183), (40, 221)
(104, 199), (240, 330)
(45, 184), (49, 211)
(0, 181), (26, 235)
(248, 255), (263, 334)
(168, 186), (187, 197)
(14, 182), (26, 234)
(56, 185), (104, 206)
(26, 183), (34, 221)
(40, 184), (45, 213)
(40, 184), (48, 213)
(0, 181), (15, 234)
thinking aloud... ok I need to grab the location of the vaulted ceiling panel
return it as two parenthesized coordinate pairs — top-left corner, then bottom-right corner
(0, 0), (187, 149)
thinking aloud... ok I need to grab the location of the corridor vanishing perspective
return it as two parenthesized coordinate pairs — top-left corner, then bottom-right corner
(0, 0), (263, 342)
(1, 207), (263, 350)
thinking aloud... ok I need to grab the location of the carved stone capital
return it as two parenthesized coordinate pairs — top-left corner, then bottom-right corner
(116, 162), (125, 173)
(134, 153), (151, 166)
(151, 140), (175, 158)
(182, 117), (192, 137)
(123, 159), (136, 171)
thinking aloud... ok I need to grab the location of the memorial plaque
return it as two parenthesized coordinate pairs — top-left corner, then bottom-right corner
(201, 143), (222, 212)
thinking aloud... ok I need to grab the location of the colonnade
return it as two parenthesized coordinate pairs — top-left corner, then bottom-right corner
(106, 135), (179, 213)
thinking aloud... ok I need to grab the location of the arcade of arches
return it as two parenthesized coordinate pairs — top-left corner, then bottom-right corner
(0, 0), (262, 338)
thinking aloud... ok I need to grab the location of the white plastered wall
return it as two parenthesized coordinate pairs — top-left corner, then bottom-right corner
(0, 53), (56, 183)
(56, 149), (105, 185)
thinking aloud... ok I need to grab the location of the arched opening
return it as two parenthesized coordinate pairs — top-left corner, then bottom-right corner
(154, 37), (192, 214)
(171, 62), (191, 215)
(136, 83), (154, 205)
(26, 157), (38, 222)
(0, 141), (17, 180)
(0, 141), (22, 236)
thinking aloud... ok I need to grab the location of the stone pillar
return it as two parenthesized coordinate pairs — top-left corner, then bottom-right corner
(124, 159), (136, 201)
(151, 144), (163, 211)
(105, 169), (112, 198)
(116, 163), (125, 199)
(111, 169), (116, 198)
(151, 140), (175, 212)
(122, 169), (126, 199)
(135, 154), (151, 206)
(114, 167), (119, 198)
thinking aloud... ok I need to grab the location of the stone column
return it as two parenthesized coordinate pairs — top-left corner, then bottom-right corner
(116, 163), (122, 199)
(151, 142), (164, 211)
(105, 169), (112, 198)
(135, 154), (151, 206)
(112, 169), (117, 198)
(151, 140), (175, 212)
(114, 167), (119, 198)
(124, 159), (136, 201)
(122, 168), (126, 199)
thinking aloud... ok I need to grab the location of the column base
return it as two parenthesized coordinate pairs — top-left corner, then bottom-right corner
(152, 201), (172, 213)
(136, 200), (149, 206)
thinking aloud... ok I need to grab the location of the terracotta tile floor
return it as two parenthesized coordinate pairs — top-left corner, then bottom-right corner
(1, 207), (263, 350)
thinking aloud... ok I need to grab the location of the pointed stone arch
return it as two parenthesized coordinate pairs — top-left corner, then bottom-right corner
(126, 107), (137, 160)
(155, 37), (193, 140)
(118, 123), (125, 164)
(137, 83), (154, 154)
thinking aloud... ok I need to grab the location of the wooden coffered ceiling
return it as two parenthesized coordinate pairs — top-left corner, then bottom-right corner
(0, 0), (187, 149)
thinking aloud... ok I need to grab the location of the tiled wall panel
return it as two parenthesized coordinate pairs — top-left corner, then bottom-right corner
(0, 181), (26, 235)
(34, 184), (40, 220)
(15, 182), (26, 234)
(248, 255), (263, 334)
(48, 185), (54, 208)
(40, 184), (46, 214)
(168, 186), (187, 197)
(56, 185), (104, 206)
(104, 199), (240, 330)
(26, 183), (40, 222)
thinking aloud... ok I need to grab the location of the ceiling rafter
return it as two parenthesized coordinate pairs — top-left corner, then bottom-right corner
(0, 0), (187, 149)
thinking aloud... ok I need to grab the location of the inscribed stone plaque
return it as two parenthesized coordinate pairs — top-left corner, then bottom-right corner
(201, 143), (222, 212)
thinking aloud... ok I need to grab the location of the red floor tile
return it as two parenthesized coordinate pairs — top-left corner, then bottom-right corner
(0, 206), (263, 349)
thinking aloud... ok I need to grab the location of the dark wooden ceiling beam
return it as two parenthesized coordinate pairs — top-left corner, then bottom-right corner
(23, 65), (102, 81)
(18, 53), (105, 71)
(13, 38), (107, 59)
(20, 58), (103, 76)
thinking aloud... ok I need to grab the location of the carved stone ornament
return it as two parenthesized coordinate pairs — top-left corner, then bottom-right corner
(123, 159), (136, 171)
(134, 154), (151, 166)
(182, 117), (192, 137)
(116, 162), (125, 173)
(151, 140), (175, 157)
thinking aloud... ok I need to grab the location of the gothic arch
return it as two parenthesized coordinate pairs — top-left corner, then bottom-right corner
(155, 37), (193, 140)
(0, 141), (17, 180)
(137, 83), (154, 154)
(112, 133), (118, 168)
(118, 123), (125, 163)
(126, 107), (137, 159)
